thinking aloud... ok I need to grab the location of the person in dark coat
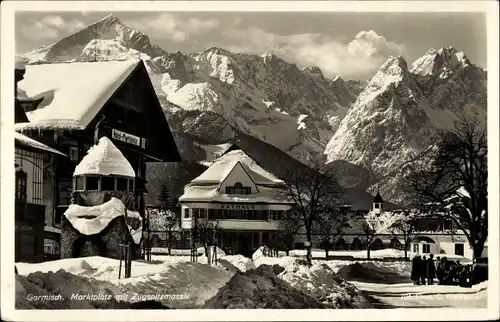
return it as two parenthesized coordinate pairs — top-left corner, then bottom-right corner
(411, 255), (421, 285)
(436, 257), (444, 284)
(426, 254), (436, 285)
(420, 256), (427, 285)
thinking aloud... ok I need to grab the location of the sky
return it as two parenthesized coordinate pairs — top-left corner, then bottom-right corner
(15, 11), (487, 80)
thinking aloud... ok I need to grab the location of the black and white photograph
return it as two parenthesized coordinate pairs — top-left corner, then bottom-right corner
(1, 1), (498, 320)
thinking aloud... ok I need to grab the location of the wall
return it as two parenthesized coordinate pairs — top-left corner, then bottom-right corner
(219, 162), (258, 193)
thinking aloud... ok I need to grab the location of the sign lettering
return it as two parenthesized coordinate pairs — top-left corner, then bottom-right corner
(111, 129), (144, 148)
(15, 223), (34, 233)
(218, 204), (256, 210)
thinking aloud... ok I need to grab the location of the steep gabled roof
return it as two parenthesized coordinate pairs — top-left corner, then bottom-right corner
(74, 136), (135, 177)
(14, 132), (66, 156)
(15, 60), (140, 130)
(190, 148), (283, 186)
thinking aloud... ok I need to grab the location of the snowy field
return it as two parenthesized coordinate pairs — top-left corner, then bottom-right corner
(15, 248), (487, 309)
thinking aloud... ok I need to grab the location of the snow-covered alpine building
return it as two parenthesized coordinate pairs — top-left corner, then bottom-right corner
(179, 145), (295, 256)
(61, 137), (142, 259)
(14, 59), (181, 258)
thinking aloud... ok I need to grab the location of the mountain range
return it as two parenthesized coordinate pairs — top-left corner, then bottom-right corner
(19, 13), (487, 206)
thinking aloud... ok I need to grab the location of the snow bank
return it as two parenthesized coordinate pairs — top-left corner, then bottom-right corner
(17, 256), (234, 309)
(337, 262), (410, 284)
(220, 255), (255, 272)
(74, 137), (135, 177)
(289, 248), (406, 259)
(253, 255), (296, 269)
(203, 265), (326, 309)
(278, 260), (372, 308)
(64, 198), (142, 243)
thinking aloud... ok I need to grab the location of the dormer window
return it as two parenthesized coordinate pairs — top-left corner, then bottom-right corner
(374, 203), (380, 209)
(226, 182), (251, 195)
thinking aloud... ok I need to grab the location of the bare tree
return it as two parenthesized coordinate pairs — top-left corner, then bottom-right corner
(194, 218), (220, 265)
(276, 160), (345, 264)
(407, 115), (487, 259)
(361, 210), (395, 259)
(312, 207), (352, 259)
(148, 208), (179, 255)
(382, 209), (419, 260)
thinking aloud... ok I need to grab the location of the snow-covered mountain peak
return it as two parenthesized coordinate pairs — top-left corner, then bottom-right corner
(411, 46), (471, 77)
(303, 66), (324, 77)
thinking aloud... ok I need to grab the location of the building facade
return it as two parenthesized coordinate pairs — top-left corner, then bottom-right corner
(179, 145), (294, 256)
(15, 59), (181, 259)
(14, 132), (66, 262)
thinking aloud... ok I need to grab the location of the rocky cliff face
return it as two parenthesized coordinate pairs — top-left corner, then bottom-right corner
(324, 48), (486, 204)
(20, 14), (487, 205)
(22, 14), (358, 165)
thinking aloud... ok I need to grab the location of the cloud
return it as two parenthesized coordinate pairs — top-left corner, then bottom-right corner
(125, 13), (220, 43)
(224, 28), (405, 79)
(20, 15), (85, 41)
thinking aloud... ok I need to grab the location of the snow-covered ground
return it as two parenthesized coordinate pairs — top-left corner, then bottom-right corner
(15, 248), (488, 309)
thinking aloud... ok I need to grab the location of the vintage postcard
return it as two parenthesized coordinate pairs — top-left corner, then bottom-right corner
(1, 1), (498, 321)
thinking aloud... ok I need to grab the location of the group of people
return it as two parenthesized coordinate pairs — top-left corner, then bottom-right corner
(411, 254), (472, 287)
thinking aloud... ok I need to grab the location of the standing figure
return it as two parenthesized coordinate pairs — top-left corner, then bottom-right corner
(420, 256), (427, 285)
(426, 254), (436, 285)
(436, 256), (444, 284)
(411, 255), (421, 285)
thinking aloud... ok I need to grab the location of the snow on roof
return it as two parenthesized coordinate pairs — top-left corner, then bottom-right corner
(74, 137), (135, 177)
(190, 149), (283, 185)
(14, 131), (66, 156)
(179, 184), (294, 204)
(64, 197), (142, 243)
(16, 60), (140, 130)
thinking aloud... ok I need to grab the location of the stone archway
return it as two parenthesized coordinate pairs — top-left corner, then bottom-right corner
(350, 237), (362, 250)
(371, 238), (384, 250)
(72, 235), (106, 258)
(334, 238), (347, 250)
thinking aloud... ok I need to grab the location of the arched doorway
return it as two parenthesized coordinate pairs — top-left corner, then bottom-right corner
(371, 238), (384, 250)
(389, 238), (403, 250)
(72, 235), (106, 258)
(334, 238), (347, 250)
(350, 237), (362, 250)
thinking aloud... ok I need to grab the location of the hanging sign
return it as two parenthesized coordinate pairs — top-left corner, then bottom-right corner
(112, 129), (145, 148)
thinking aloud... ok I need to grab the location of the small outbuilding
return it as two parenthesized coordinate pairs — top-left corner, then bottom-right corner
(61, 137), (142, 259)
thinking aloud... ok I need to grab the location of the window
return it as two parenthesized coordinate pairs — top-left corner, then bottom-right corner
(192, 208), (200, 219)
(443, 219), (453, 230)
(199, 208), (207, 219)
(422, 244), (430, 253)
(413, 244), (419, 253)
(75, 176), (85, 191)
(183, 208), (190, 219)
(208, 209), (215, 220)
(455, 243), (465, 256)
(15, 169), (27, 201)
(374, 203), (380, 209)
(117, 178), (128, 191)
(68, 146), (79, 162)
(86, 177), (99, 190)
(226, 182), (251, 195)
(101, 177), (115, 191)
